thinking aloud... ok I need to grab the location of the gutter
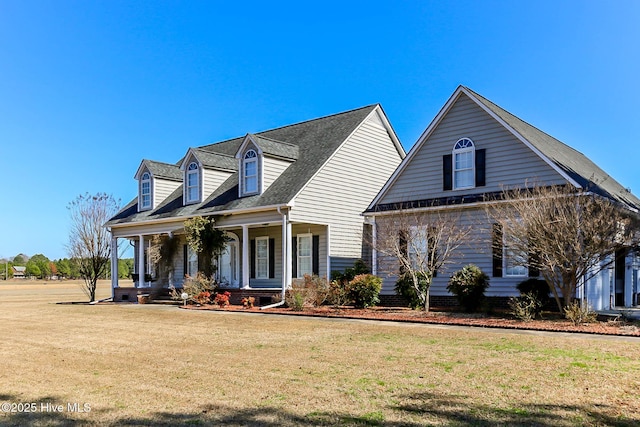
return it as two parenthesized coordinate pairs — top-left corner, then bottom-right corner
(261, 206), (289, 309)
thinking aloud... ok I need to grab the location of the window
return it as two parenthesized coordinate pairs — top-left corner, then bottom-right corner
(186, 162), (199, 203)
(187, 246), (198, 277)
(140, 172), (151, 209)
(503, 232), (527, 277)
(453, 138), (475, 189)
(255, 236), (269, 279)
(243, 150), (258, 194)
(297, 234), (312, 277)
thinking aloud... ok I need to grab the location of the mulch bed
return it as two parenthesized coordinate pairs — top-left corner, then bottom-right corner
(180, 304), (640, 337)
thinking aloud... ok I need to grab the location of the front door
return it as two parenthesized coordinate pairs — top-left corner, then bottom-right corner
(615, 249), (627, 307)
(218, 233), (239, 287)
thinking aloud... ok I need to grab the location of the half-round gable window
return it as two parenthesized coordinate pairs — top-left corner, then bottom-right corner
(140, 171), (151, 209)
(243, 150), (258, 194)
(452, 138), (475, 189)
(186, 162), (200, 203)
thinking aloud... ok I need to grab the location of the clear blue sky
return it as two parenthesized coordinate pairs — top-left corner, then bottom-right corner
(1, 0), (639, 261)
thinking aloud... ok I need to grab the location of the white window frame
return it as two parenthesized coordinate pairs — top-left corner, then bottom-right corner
(186, 162), (200, 203)
(187, 245), (198, 277)
(255, 236), (269, 279)
(140, 171), (151, 209)
(243, 150), (259, 195)
(452, 138), (475, 190)
(407, 226), (428, 271)
(297, 233), (313, 278)
(503, 232), (528, 277)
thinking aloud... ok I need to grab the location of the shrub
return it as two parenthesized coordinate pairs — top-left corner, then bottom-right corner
(509, 292), (543, 322)
(447, 264), (490, 312)
(331, 259), (369, 284)
(516, 278), (550, 311)
(213, 291), (231, 308)
(241, 296), (255, 309)
(285, 274), (329, 309)
(394, 272), (431, 310)
(328, 280), (351, 307)
(170, 272), (214, 304)
(194, 291), (211, 305)
(347, 274), (382, 308)
(564, 301), (597, 325)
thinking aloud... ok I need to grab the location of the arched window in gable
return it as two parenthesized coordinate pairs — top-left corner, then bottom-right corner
(243, 149), (258, 195)
(186, 162), (200, 203)
(453, 138), (475, 189)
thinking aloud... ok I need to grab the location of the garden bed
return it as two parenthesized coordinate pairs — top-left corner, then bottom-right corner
(181, 304), (640, 337)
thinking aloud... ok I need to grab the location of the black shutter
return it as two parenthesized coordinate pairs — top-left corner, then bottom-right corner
(492, 223), (503, 278)
(269, 238), (275, 278)
(291, 236), (297, 278)
(428, 231), (438, 278)
(475, 149), (486, 187)
(250, 239), (256, 279)
(312, 235), (320, 276)
(399, 230), (408, 274)
(183, 245), (188, 278)
(443, 154), (452, 191)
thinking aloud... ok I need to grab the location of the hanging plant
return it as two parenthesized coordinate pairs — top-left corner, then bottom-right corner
(184, 216), (230, 278)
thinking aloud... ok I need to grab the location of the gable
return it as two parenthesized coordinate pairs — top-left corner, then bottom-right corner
(375, 92), (567, 206)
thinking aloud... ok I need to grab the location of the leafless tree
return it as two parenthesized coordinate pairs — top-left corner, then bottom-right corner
(67, 193), (120, 302)
(374, 209), (474, 311)
(487, 184), (639, 311)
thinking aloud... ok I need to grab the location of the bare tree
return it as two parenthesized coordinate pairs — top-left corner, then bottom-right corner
(67, 193), (120, 302)
(488, 184), (639, 311)
(374, 209), (474, 311)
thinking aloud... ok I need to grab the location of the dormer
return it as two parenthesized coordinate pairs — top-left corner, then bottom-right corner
(134, 160), (182, 211)
(179, 148), (237, 205)
(235, 134), (298, 197)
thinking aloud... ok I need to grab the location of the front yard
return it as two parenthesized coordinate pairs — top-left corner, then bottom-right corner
(0, 280), (639, 426)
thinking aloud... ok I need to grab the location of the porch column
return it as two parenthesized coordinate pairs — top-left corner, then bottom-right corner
(371, 216), (377, 276)
(285, 217), (292, 288)
(110, 236), (119, 299)
(242, 225), (250, 288)
(138, 235), (145, 288)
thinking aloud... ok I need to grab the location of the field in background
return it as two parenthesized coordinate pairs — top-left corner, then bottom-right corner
(0, 280), (639, 426)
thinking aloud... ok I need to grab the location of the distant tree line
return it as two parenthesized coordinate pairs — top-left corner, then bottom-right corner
(1, 254), (133, 280)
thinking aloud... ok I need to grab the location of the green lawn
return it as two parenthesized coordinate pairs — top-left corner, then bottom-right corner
(0, 280), (639, 426)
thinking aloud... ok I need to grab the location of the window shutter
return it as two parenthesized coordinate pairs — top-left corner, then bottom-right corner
(269, 238), (275, 278)
(527, 236), (540, 277)
(475, 149), (486, 187)
(492, 223), (503, 278)
(312, 235), (320, 276)
(183, 245), (188, 277)
(291, 236), (297, 278)
(399, 230), (408, 274)
(428, 231), (438, 278)
(250, 239), (256, 279)
(443, 154), (452, 191)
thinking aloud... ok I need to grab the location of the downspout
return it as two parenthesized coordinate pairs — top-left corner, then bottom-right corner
(261, 206), (289, 309)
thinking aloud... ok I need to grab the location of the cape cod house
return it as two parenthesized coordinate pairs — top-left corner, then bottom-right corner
(365, 86), (640, 311)
(106, 105), (405, 303)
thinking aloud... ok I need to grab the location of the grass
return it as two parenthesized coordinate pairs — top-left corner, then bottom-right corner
(0, 280), (639, 426)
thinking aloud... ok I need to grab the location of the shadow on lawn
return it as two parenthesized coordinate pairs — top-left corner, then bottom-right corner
(0, 392), (637, 426)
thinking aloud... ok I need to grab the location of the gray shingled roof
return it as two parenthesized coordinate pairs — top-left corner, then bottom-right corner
(464, 86), (640, 211)
(191, 148), (237, 171)
(143, 160), (182, 182)
(107, 105), (378, 226)
(249, 134), (299, 160)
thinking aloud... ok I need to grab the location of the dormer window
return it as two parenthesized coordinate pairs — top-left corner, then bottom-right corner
(186, 162), (200, 203)
(140, 172), (151, 209)
(453, 138), (475, 189)
(243, 150), (258, 195)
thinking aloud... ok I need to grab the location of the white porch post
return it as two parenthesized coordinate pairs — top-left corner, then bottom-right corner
(371, 216), (377, 276)
(110, 236), (118, 299)
(326, 224), (331, 280)
(242, 225), (250, 288)
(138, 235), (145, 288)
(286, 216), (292, 288)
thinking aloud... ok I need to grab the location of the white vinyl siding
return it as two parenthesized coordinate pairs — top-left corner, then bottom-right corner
(263, 156), (293, 192)
(202, 169), (233, 199)
(378, 93), (567, 205)
(291, 110), (404, 259)
(153, 178), (181, 209)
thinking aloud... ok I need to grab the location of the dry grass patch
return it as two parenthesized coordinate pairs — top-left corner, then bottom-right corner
(0, 280), (639, 426)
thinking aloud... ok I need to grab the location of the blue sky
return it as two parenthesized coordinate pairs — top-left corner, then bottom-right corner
(1, 0), (639, 261)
